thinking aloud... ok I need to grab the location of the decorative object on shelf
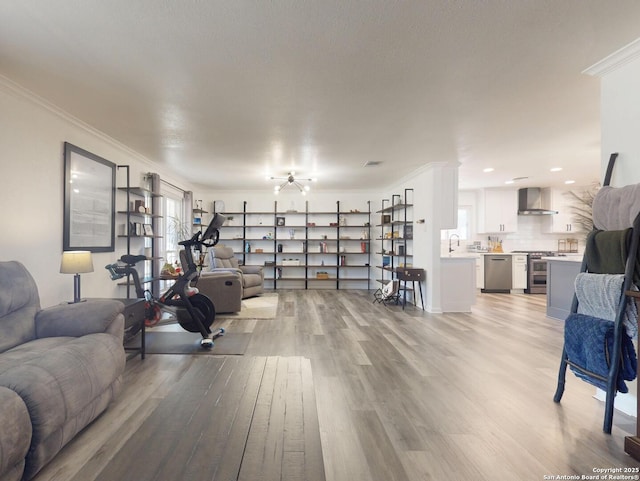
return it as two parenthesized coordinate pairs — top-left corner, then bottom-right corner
(214, 200), (225, 213)
(289, 229), (295, 239)
(339, 215), (346, 226)
(63, 142), (115, 252)
(317, 272), (329, 279)
(60, 250), (94, 303)
(403, 224), (413, 239)
(143, 224), (154, 236)
(276, 216), (286, 226)
(270, 171), (316, 195)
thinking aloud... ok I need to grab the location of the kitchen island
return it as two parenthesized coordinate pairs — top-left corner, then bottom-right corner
(545, 256), (582, 320)
(440, 255), (477, 312)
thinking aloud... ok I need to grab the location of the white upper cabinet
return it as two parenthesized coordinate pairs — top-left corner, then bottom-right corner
(477, 189), (518, 233)
(541, 188), (584, 234)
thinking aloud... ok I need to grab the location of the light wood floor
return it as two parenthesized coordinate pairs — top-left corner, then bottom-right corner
(33, 290), (640, 481)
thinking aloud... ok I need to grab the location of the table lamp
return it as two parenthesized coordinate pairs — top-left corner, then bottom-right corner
(60, 250), (94, 303)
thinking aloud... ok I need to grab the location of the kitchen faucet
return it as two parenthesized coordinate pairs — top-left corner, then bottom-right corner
(449, 233), (460, 253)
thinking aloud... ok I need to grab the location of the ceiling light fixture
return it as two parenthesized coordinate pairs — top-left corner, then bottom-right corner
(483, 168), (495, 173)
(271, 171), (316, 195)
(550, 167), (563, 172)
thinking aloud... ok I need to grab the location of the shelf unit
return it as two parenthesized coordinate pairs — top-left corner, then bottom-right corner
(215, 200), (371, 290)
(376, 188), (414, 301)
(116, 167), (163, 298)
(192, 199), (210, 235)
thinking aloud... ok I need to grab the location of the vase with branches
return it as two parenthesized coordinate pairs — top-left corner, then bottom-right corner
(563, 182), (600, 234)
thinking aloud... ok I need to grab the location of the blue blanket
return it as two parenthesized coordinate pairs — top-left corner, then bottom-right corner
(564, 313), (637, 393)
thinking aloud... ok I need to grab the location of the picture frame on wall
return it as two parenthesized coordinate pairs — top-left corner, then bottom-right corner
(63, 142), (115, 252)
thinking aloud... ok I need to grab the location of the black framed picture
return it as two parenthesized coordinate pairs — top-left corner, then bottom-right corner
(63, 142), (115, 252)
(276, 216), (286, 226)
(403, 224), (413, 239)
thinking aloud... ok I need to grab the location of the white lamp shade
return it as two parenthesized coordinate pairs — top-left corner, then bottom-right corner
(60, 251), (94, 274)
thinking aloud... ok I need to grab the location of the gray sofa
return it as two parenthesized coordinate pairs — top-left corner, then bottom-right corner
(0, 261), (126, 481)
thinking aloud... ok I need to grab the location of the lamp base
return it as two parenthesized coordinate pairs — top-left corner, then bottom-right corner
(72, 273), (83, 303)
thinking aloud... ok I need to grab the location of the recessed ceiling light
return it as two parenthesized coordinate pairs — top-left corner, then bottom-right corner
(565, 180), (575, 184)
(504, 180), (515, 184)
(512, 176), (528, 181)
(550, 167), (563, 172)
(483, 168), (495, 173)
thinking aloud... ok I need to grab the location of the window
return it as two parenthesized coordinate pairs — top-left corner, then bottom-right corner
(441, 205), (471, 240)
(164, 195), (185, 266)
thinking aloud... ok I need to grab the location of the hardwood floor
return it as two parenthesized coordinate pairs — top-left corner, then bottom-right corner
(33, 290), (640, 481)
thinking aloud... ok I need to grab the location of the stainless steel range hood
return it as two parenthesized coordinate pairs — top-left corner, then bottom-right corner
(518, 188), (558, 215)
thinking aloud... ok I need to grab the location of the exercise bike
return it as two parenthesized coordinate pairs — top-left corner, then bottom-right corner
(105, 213), (226, 349)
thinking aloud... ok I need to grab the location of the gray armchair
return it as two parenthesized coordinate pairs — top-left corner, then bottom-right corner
(179, 250), (243, 313)
(207, 245), (264, 298)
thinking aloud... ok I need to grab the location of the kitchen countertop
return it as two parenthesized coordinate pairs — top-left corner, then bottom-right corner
(441, 253), (480, 259)
(543, 255), (583, 262)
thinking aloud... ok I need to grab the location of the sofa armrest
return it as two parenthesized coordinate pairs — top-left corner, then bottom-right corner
(240, 265), (264, 276)
(35, 299), (125, 340)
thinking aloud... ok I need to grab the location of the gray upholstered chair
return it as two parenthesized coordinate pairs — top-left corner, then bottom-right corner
(179, 249), (243, 313)
(207, 245), (264, 298)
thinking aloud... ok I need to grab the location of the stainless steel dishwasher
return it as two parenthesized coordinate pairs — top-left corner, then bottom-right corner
(482, 255), (513, 293)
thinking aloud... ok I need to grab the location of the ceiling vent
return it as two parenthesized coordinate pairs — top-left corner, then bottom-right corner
(363, 160), (383, 167)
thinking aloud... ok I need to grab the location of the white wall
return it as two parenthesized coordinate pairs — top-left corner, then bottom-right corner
(0, 77), (193, 307)
(586, 39), (640, 416)
(386, 162), (459, 312)
(1, 74), (457, 311)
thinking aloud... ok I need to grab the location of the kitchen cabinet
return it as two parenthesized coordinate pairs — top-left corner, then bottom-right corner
(541, 188), (583, 234)
(440, 257), (476, 312)
(512, 254), (528, 290)
(476, 256), (484, 289)
(477, 189), (518, 233)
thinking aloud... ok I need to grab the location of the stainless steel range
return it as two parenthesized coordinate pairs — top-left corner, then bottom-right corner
(512, 251), (556, 294)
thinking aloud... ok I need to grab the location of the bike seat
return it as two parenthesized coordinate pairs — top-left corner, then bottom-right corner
(120, 254), (147, 265)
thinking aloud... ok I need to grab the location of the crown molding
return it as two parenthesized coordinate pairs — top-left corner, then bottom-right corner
(0, 74), (156, 169)
(583, 37), (640, 77)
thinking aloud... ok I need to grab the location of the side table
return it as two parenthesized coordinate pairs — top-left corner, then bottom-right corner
(91, 298), (146, 360)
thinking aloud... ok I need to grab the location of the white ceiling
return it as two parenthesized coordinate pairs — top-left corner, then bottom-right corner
(2, 1), (640, 193)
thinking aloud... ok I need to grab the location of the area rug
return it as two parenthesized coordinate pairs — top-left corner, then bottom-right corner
(216, 292), (279, 320)
(126, 331), (251, 355)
